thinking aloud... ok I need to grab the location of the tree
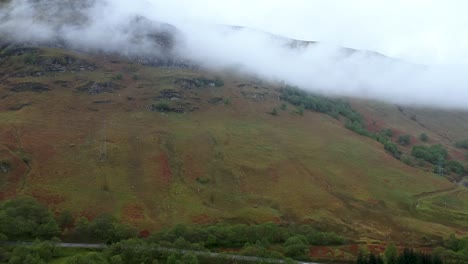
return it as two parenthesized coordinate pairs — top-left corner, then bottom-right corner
(384, 243), (398, 264)
(284, 235), (309, 260)
(9, 241), (57, 264)
(411, 145), (448, 164)
(181, 253), (198, 264)
(419, 133), (428, 142)
(0, 197), (60, 240)
(57, 210), (74, 230)
(75, 215), (136, 243)
(66, 252), (108, 264)
(356, 251), (368, 264)
(166, 254), (178, 264)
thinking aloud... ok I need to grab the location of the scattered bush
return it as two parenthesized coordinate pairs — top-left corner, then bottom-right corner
(381, 129), (393, 138)
(214, 78), (224, 87)
(445, 160), (465, 176)
(455, 139), (468, 150)
(153, 102), (170, 112)
(113, 74), (123, 81)
(398, 134), (411, 146)
(271, 108), (278, 116)
(411, 145), (448, 165)
(23, 53), (39, 65)
(420, 133), (429, 142)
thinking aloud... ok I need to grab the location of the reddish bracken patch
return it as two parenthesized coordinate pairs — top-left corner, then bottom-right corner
(191, 214), (215, 225)
(310, 246), (334, 259)
(139, 229), (150, 238)
(122, 204), (145, 223)
(159, 153), (172, 184)
(30, 190), (65, 205)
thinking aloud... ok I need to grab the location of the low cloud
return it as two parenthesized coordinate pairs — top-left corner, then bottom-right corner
(1, 0), (468, 109)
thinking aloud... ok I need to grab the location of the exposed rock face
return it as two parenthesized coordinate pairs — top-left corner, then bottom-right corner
(76, 81), (121, 95)
(155, 89), (183, 101)
(10, 82), (50, 93)
(0, 162), (10, 173)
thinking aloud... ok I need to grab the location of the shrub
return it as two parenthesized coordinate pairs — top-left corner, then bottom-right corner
(420, 133), (429, 142)
(280, 103), (287, 110)
(284, 235), (309, 260)
(445, 160), (465, 176)
(398, 134), (411, 146)
(214, 78), (224, 87)
(154, 102), (170, 112)
(455, 139), (468, 150)
(113, 74), (123, 81)
(297, 105), (304, 116)
(381, 129), (393, 138)
(23, 53), (39, 65)
(271, 108), (278, 116)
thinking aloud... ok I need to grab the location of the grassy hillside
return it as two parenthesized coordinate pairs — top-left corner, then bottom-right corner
(0, 44), (467, 243)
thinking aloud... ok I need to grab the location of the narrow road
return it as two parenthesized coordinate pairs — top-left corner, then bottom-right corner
(3, 242), (322, 264)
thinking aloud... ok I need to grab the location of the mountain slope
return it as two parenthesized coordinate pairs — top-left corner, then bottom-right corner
(0, 44), (467, 243)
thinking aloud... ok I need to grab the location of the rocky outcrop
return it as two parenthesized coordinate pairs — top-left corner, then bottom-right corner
(76, 82), (121, 95)
(10, 82), (50, 93)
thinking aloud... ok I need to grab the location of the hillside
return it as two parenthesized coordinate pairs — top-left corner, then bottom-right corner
(0, 44), (467, 244)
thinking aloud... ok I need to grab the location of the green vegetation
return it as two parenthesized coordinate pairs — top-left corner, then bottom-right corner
(455, 139), (468, 150)
(296, 105), (304, 116)
(280, 86), (403, 159)
(420, 133), (429, 142)
(445, 160), (465, 176)
(410, 145), (466, 177)
(381, 129), (394, 138)
(398, 134), (411, 146)
(411, 145), (448, 165)
(214, 78), (224, 87)
(271, 108), (278, 116)
(112, 74), (123, 81)
(357, 247), (442, 264)
(8, 241), (59, 264)
(0, 197), (60, 240)
(72, 215), (137, 244)
(280, 103), (287, 110)
(23, 52), (39, 65)
(153, 102), (170, 112)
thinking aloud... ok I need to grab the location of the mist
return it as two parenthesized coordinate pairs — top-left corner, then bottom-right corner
(1, 0), (468, 109)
